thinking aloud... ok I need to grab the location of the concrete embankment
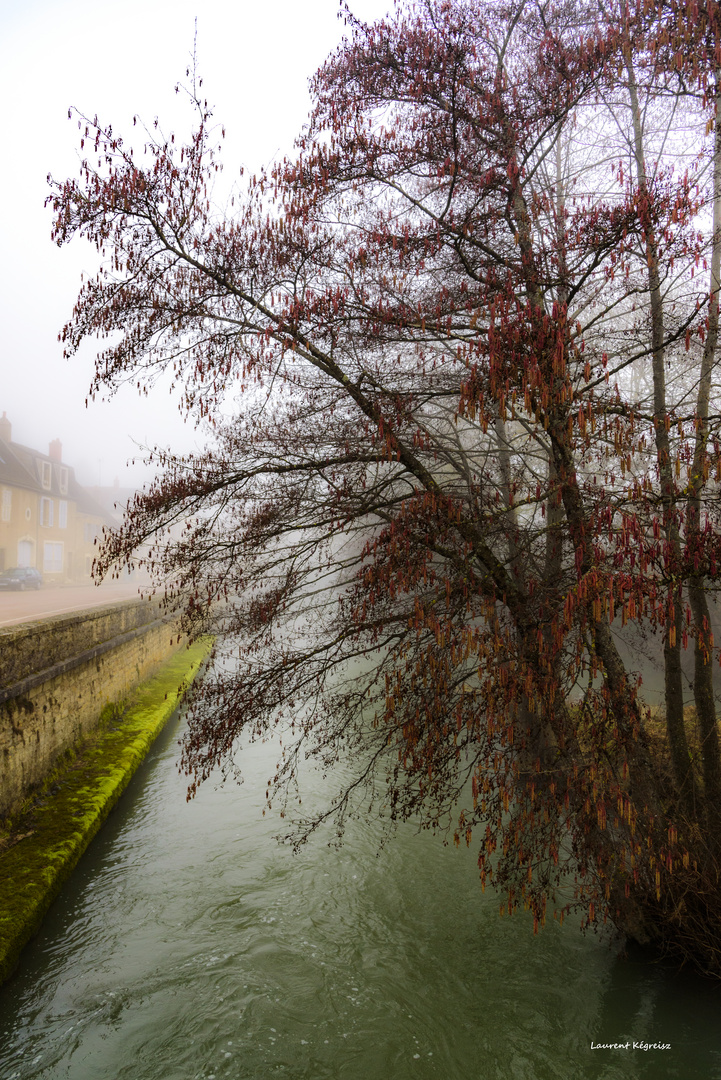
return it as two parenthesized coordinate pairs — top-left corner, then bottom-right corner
(0, 598), (188, 819)
(0, 637), (213, 985)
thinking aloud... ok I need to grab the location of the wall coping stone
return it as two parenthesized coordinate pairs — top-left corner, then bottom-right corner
(0, 598), (175, 687)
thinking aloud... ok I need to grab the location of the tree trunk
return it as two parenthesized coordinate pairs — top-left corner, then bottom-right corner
(687, 86), (721, 843)
(625, 50), (697, 813)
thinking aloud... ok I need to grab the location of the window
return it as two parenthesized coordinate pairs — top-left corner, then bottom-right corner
(43, 541), (63, 574)
(59, 500), (68, 529)
(1, 488), (10, 523)
(59, 467), (68, 495)
(83, 521), (101, 543)
(41, 461), (52, 490)
(40, 497), (53, 527)
(17, 539), (33, 567)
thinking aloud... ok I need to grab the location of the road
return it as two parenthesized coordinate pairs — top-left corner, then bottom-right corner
(0, 582), (151, 628)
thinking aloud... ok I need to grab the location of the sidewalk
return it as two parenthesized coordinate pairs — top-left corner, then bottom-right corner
(0, 582), (147, 628)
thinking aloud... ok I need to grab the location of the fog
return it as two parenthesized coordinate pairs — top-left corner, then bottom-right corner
(0, 0), (390, 488)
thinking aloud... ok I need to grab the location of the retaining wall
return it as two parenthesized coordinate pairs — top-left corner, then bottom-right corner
(0, 637), (213, 985)
(0, 599), (183, 818)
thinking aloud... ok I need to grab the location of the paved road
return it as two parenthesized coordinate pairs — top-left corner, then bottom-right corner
(0, 583), (150, 628)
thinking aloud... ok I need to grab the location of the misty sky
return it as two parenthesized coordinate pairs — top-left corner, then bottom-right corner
(0, 0), (390, 488)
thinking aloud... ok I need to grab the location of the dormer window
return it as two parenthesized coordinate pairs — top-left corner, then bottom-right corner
(59, 467), (68, 495)
(41, 461), (52, 490)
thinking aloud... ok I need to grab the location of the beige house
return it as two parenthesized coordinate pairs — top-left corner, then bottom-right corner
(0, 413), (112, 583)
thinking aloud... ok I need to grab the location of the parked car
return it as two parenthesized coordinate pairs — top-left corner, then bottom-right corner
(0, 567), (43, 591)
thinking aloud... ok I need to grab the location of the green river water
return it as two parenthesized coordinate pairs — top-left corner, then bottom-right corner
(1, 698), (720, 1080)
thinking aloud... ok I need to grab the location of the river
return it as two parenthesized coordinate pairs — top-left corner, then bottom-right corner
(1, 695), (720, 1080)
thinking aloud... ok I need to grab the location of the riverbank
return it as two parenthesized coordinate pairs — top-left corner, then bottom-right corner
(0, 637), (213, 985)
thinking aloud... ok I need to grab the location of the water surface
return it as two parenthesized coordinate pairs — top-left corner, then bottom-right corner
(1, 701), (720, 1080)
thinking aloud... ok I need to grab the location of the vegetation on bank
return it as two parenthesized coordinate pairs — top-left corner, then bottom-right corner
(0, 637), (213, 984)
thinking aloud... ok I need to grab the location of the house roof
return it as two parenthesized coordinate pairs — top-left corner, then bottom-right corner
(0, 436), (115, 527)
(73, 481), (116, 522)
(0, 438), (40, 493)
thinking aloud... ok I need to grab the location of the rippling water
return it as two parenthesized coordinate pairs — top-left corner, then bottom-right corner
(1, 699), (721, 1080)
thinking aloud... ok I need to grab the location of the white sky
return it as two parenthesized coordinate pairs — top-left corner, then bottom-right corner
(0, 0), (391, 487)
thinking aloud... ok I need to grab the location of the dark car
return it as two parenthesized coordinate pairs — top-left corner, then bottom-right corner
(0, 567), (43, 591)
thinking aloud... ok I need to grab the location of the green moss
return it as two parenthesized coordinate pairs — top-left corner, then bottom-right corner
(0, 637), (213, 985)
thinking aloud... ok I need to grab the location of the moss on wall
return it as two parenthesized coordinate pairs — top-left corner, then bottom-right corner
(0, 636), (213, 985)
(0, 604), (188, 819)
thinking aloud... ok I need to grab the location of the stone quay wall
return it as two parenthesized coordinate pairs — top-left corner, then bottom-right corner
(0, 599), (184, 818)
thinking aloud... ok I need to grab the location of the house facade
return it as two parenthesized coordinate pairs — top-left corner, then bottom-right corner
(0, 413), (112, 583)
